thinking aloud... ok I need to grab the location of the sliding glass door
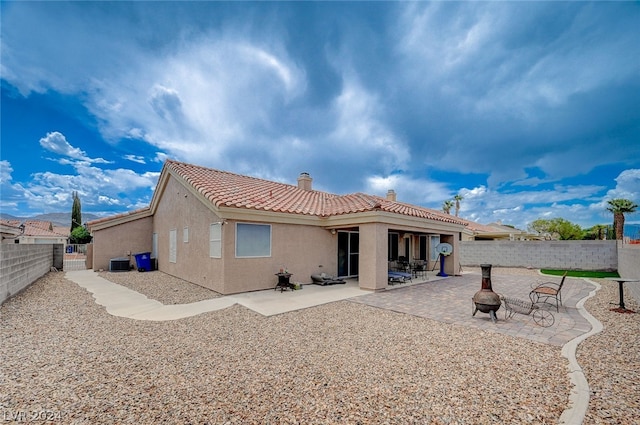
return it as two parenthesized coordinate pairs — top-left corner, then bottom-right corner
(337, 231), (359, 278)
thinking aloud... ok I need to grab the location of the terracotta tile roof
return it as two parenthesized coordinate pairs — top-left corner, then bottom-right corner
(165, 160), (465, 225)
(0, 220), (69, 237)
(457, 218), (505, 233)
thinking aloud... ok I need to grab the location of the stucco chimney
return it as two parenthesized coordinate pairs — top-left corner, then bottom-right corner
(298, 172), (312, 191)
(386, 189), (397, 202)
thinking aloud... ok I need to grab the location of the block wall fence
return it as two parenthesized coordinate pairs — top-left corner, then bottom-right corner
(0, 244), (63, 305)
(459, 240), (618, 271)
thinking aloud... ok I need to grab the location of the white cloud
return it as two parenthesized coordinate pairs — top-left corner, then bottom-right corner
(326, 76), (410, 176)
(124, 155), (146, 164)
(80, 36), (307, 168)
(366, 174), (450, 205)
(607, 169), (640, 202)
(457, 181), (611, 229)
(0, 160), (13, 184)
(39, 131), (111, 164)
(39, 131), (87, 159)
(5, 162), (160, 214)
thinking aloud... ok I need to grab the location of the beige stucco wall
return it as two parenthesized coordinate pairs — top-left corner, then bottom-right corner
(153, 175), (338, 295)
(153, 176), (225, 292)
(91, 216), (153, 271)
(440, 234), (460, 276)
(221, 221), (336, 294)
(358, 223), (389, 291)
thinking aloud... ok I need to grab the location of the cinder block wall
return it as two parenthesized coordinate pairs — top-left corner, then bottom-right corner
(0, 244), (58, 305)
(617, 242), (640, 303)
(460, 240), (617, 271)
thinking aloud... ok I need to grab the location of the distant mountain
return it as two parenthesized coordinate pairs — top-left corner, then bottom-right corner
(0, 212), (100, 228)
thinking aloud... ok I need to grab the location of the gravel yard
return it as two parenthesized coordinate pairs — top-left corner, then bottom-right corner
(97, 271), (222, 305)
(577, 279), (640, 424)
(0, 269), (637, 424)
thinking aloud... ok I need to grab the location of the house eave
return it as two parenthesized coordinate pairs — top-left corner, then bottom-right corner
(324, 210), (466, 233)
(88, 209), (153, 232)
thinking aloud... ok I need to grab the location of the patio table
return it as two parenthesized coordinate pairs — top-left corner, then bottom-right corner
(606, 277), (639, 312)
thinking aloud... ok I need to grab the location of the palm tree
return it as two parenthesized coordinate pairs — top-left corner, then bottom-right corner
(606, 198), (638, 240)
(442, 200), (454, 215)
(454, 194), (464, 217)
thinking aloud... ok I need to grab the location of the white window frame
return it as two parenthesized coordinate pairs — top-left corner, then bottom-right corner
(183, 226), (189, 243)
(210, 223), (222, 258)
(430, 235), (440, 262)
(169, 229), (177, 263)
(235, 223), (271, 258)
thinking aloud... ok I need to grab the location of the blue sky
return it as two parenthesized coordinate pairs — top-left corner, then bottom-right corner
(1, 1), (639, 230)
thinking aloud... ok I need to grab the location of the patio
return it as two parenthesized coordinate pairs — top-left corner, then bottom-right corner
(353, 271), (595, 346)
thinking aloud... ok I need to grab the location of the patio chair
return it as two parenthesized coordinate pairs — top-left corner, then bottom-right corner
(411, 262), (427, 279)
(388, 271), (412, 285)
(529, 272), (567, 312)
(310, 273), (346, 286)
(397, 256), (410, 272)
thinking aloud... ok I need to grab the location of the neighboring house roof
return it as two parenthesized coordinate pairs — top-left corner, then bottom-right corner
(0, 222), (23, 239)
(164, 160), (465, 223)
(89, 160), (467, 230)
(0, 220), (69, 238)
(455, 216), (538, 240)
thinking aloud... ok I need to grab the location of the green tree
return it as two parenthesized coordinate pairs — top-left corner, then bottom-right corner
(606, 198), (638, 240)
(528, 217), (583, 240)
(442, 200), (454, 214)
(71, 191), (82, 232)
(69, 225), (92, 244)
(454, 194), (464, 217)
(583, 224), (607, 240)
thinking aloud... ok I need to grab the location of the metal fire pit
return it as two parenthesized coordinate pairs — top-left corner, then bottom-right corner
(472, 264), (501, 323)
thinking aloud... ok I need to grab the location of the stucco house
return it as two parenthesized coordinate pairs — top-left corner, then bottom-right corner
(0, 220), (68, 245)
(458, 218), (537, 241)
(88, 160), (467, 294)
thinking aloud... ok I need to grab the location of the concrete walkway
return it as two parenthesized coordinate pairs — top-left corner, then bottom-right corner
(65, 270), (370, 319)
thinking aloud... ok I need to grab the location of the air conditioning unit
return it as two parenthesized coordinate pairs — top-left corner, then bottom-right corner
(109, 257), (130, 272)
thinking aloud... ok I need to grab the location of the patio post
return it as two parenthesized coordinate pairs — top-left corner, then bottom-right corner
(358, 223), (388, 291)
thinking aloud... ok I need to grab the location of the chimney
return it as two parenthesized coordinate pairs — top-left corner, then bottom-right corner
(297, 172), (312, 191)
(386, 189), (397, 202)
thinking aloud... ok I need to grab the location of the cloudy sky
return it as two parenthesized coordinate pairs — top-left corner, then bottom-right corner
(1, 1), (639, 230)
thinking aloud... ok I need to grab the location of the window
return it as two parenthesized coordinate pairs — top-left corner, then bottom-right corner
(419, 235), (427, 260)
(210, 223), (222, 258)
(236, 223), (271, 257)
(388, 233), (399, 261)
(430, 235), (440, 262)
(183, 227), (189, 243)
(169, 229), (177, 263)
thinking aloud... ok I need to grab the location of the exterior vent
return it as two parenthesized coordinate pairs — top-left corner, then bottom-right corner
(109, 257), (130, 272)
